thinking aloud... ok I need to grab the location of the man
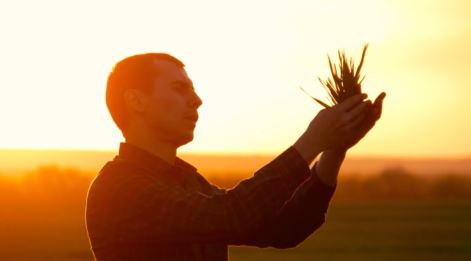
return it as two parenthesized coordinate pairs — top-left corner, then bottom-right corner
(85, 53), (385, 260)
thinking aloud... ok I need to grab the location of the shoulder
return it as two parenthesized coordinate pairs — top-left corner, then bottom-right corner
(88, 157), (152, 199)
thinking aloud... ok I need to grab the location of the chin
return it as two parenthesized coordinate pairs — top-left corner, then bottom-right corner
(174, 133), (194, 147)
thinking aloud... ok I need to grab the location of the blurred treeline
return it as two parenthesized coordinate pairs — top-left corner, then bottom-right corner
(1, 165), (471, 207)
(209, 166), (471, 202)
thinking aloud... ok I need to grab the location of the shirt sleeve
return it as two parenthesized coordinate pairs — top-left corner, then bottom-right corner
(89, 146), (313, 247)
(242, 161), (336, 249)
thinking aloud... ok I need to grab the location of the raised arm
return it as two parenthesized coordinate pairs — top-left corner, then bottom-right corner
(237, 92), (385, 248)
(237, 150), (343, 249)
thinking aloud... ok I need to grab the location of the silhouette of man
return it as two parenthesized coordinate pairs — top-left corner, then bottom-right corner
(85, 53), (385, 260)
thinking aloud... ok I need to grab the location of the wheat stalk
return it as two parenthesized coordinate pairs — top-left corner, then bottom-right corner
(301, 44), (369, 108)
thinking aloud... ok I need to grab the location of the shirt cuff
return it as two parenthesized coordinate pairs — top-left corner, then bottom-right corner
(265, 146), (311, 185)
(310, 161), (337, 203)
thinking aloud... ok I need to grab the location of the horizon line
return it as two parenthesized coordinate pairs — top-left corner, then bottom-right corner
(0, 147), (470, 160)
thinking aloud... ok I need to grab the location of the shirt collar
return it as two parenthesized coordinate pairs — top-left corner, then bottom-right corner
(117, 142), (198, 174)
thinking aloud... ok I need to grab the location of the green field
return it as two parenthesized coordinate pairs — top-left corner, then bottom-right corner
(230, 201), (471, 261)
(2, 201), (470, 260)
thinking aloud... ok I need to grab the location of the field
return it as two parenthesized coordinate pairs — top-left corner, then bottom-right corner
(0, 164), (470, 260)
(231, 201), (471, 261)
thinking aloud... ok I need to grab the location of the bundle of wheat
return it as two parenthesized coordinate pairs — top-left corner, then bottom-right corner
(301, 44), (370, 108)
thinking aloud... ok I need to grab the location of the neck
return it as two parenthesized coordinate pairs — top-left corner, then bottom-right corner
(125, 130), (177, 166)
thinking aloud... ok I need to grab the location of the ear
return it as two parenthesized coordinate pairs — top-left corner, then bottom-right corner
(124, 88), (146, 113)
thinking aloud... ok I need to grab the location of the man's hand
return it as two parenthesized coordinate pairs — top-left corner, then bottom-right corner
(312, 92), (385, 186)
(333, 92), (386, 152)
(294, 93), (371, 164)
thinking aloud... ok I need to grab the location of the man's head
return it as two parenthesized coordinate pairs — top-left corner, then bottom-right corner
(106, 53), (203, 147)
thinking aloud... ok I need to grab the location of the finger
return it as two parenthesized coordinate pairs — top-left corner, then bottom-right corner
(374, 92), (386, 107)
(337, 93), (368, 112)
(344, 100), (371, 122)
(361, 111), (377, 131)
(373, 92), (386, 119)
(346, 111), (367, 130)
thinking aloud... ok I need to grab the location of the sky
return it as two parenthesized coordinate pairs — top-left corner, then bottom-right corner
(0, 0), (470, 157)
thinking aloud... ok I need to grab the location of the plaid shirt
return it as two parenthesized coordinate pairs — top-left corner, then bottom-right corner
(86, 143), (335, 260)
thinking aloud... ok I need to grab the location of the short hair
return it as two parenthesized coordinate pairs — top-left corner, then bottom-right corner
(106, 53), (184, 133)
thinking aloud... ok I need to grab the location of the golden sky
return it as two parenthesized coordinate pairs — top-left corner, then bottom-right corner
(0, 0), (469, 157)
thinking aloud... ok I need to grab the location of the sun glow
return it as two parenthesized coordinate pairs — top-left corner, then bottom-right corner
(0, 0), (470, 157)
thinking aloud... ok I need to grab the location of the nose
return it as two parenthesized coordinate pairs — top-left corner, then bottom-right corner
(189, 90), (203, 109)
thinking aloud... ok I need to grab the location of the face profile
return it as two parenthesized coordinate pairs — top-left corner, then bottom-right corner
(105, 53), (203, 151)
(129, 59), (203, 147)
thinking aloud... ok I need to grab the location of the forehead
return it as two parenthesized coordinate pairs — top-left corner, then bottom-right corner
(151, 59), (191, 83)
